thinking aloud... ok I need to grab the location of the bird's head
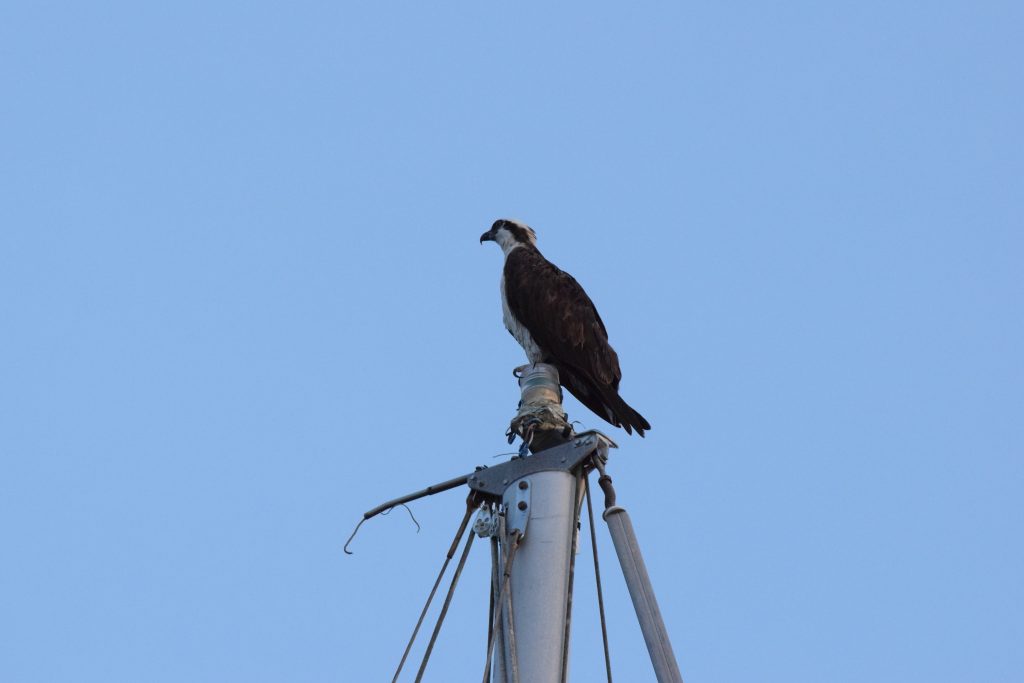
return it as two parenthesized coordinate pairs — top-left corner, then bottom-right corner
(480, 219), (538, 255)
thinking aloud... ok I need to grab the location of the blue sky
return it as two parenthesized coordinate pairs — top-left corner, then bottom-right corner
(1, 1), (1021, 681)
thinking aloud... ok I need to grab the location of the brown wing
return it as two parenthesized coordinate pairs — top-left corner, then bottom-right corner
(504, 248), (621, 387)
(504, 248), (650, 435)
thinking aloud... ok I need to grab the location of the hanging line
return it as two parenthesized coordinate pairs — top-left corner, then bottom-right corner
(485, 535), (500, 683)
(491, 514), (520, 683)
(379, 503), (421, 532)
(345, 502), (420, 555)
(502, 536), (521, 683)
(391, 499), (475, 683)
(586, 471), (614, 683)
(482, 530), (523, 683)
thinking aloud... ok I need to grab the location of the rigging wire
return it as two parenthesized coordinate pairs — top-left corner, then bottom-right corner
(560, 468), (588, 683)
(343, 517), (367, 555)
(586, 472), (614, 683)
(488, 515), (513, 683)
(485, 535), (500, 683)
(502, 541), (521, 683)
(381, 503), (421, 532)
(415, 523), (477, 682)
(345, 503), (420, 555)
(482, 530), (523, 683)
(391, 502), (475, 683)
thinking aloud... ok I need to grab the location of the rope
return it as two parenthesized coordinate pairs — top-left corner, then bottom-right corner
(503, 553), (520, 683)
(586, 473), (614, 682)
(485, 535), (500, 683)
(415, 526), (477, 682)
(391, 502), (475, 683)
(482, 530), (522, 683)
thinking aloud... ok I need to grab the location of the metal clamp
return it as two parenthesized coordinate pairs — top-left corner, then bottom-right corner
(505, 478), (532, 536)
(467, 435), (600, 498)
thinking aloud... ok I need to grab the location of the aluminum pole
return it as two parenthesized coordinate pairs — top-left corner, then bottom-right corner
(501, 470), (578, 683)
(495, 363), (578, 683)
(603, 504), (683, 683)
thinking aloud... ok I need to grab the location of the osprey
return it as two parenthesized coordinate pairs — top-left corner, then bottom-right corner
(480, 219), (651, 436)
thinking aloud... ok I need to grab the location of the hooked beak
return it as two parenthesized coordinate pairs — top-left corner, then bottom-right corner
(480, 230), (494, 244)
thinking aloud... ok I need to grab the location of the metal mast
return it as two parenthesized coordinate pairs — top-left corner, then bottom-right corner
(491, 363), (578, 682)
(486, 363), (683, 683)
(350, 363), (684, 682)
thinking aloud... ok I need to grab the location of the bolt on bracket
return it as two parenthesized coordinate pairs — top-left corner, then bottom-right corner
(467, 435), (602, 498)
(505, 478), (532, 537)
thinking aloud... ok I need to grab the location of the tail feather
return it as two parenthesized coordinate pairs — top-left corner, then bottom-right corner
(607, 391), (651, 437)
(558, 364), (651, 437)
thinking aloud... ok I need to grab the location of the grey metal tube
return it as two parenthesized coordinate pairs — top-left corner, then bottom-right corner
(502, 470), (578, 683)
(603, 505), (683, 683)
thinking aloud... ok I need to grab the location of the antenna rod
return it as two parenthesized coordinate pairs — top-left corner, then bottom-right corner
(362, 473), (470, 520)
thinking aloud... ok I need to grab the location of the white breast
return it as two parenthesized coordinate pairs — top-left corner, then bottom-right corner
(501, 274), (544, 363)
